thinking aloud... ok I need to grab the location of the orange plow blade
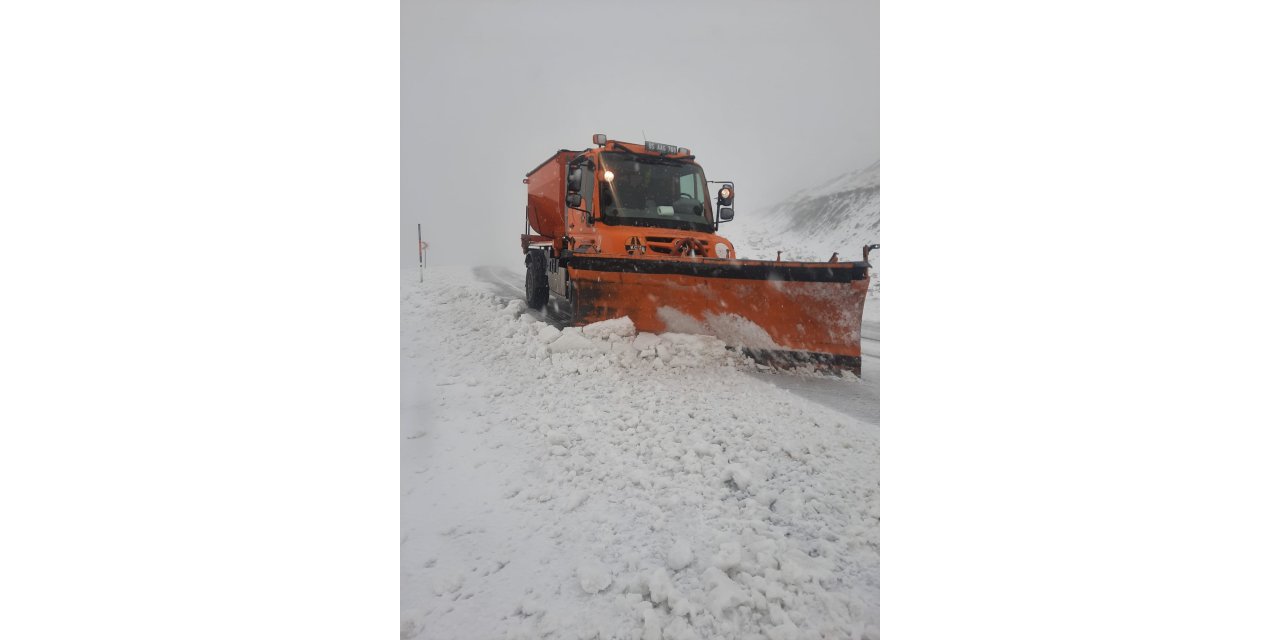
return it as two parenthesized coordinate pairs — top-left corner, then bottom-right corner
(567, 256), (870, 373)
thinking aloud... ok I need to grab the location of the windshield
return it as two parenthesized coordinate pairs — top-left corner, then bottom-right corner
(598, 152), (711, 231)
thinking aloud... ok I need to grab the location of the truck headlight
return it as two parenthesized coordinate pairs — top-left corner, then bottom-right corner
(715, 243), (729, 258)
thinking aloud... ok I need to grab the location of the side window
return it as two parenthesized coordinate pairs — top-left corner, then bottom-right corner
(678, 173), (705, 201)
(599, 176), (614, 214)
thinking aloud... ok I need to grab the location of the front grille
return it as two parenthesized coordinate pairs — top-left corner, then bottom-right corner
(644, 237), (709, 255)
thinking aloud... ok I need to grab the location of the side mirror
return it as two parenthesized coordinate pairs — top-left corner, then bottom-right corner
(566, 193), (583, 208)
(566, 167), (583, 194)
(718, 207), (734, 222)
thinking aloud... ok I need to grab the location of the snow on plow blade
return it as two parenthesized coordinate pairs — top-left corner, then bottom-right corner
(567, 256), (871, 373)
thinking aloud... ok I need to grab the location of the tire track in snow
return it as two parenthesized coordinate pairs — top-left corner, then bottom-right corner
(472, 266), (570, 329)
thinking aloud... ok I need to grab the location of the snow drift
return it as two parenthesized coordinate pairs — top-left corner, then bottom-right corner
(726, 161), (880, 297)
(401, 268), (879, 640)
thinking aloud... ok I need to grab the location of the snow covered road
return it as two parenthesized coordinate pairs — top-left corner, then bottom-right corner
(402, 267), (879, 639)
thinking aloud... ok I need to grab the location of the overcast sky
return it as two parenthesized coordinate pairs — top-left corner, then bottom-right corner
(402, 0), (878, 268)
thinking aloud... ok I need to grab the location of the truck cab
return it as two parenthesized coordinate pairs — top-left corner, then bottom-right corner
(523, 137), (736, 269)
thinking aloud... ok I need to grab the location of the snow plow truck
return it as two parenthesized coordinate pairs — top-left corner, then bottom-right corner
(521, 135), (872, 374)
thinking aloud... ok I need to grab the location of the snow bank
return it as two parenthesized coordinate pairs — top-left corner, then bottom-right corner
(401, 268), (879, 640)
(725, 160), (880, 298)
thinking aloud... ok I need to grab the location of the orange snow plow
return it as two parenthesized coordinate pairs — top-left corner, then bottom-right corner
(521, 136), (872, 373)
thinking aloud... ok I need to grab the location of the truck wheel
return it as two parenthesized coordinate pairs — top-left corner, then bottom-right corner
(525, 251), (550, 310)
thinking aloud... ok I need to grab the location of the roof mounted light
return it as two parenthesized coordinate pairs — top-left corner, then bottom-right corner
(677, 147), (690, 155)
(593, 134), (607, 146)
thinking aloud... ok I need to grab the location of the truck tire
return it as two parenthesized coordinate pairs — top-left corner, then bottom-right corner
(525, 250), (550, 310)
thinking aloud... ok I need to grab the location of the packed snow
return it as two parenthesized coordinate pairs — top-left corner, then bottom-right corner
(401, 267), (879, 640)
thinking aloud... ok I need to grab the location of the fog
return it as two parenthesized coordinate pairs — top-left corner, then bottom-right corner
(402, 0), (878, 269)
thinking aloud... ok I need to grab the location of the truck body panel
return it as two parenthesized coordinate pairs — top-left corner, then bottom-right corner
(525, 149), (575, 241)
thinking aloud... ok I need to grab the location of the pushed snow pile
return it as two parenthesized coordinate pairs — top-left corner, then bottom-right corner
(401, 267), (879, 640)
(534, 315), (742, 372)
(547, 328), (596, 354)
(581, 316), (636, 340)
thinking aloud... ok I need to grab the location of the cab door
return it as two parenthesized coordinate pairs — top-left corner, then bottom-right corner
(566, 162), (595, 232)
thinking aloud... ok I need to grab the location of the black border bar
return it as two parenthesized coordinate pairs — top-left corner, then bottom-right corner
(566, 256), (869, 282)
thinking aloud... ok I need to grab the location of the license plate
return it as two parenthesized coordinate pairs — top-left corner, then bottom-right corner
(644, 141), (679, 154)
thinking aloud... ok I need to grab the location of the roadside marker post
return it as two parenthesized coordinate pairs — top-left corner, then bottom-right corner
(418, 224), (424, 283)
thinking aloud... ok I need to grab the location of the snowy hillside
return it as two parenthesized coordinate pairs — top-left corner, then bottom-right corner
(725, 161), (880, 296)
(401, 268), (880, 640)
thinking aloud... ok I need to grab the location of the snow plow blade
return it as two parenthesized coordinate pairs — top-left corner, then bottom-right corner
(566, 256), (871, 374)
